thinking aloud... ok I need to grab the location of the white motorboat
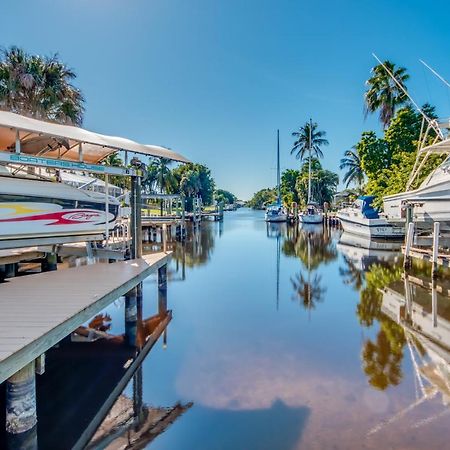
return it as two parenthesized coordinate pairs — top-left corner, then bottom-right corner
(0, 174), (119, 241)
(337, 196), (404, 239)
(265, 130), (287, 223)
(299, 202), (323, 224)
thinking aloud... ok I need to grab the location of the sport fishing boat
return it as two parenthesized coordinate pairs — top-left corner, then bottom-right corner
(298, 119), (323, 224)
(337, 196), (404, 239)
(0, 174), (120, 241)
(384, 153), (450, 229)
(265, 130), (287, 222)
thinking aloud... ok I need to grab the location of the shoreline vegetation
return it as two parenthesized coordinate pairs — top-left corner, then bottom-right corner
(249, 60), (444, 210)
(0, 46), (238, 212)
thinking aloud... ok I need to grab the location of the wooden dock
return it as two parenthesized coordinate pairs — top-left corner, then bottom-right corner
(0, 252), (170, 384)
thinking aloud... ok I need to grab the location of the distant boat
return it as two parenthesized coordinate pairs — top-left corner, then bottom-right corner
(0, 174), (119, 241)
(298, 119), (323, 224)
(337, 196), (404, 239)
(265, 130), (287, 222)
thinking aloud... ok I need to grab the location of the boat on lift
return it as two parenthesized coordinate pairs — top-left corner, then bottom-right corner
(337, 196), (404, 239)
(0, 173), (119, 241)
(265, 130), (287, 223)
(298, 119), (323, 224)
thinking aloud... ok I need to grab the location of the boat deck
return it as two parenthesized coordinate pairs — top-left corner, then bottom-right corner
(0, 252), (170, 384)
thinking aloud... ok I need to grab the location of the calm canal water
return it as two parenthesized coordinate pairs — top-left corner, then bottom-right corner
(7, 208), (450, 449)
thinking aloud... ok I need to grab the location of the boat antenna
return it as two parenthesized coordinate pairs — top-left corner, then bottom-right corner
(372, 53), (442, 138)
(419, 59), (450, 90)
(277, 129), (281, 204)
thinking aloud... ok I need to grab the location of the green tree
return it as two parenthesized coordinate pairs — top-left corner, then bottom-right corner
(247, 188), (277, 209)
(356, 131), (390, 179)
(339, 147), (364, 189)
(173, 163), (215, 209)
(364, 60), (409, 128)
(295, 159), (338, 206)
(281, 169), (300, 205)
(215, 189), (236, 205)
(0, 46), (84, 125)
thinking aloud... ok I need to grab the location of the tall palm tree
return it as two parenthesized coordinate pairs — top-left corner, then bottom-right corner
(0, 46), (84, 125)
(364, 61), (409, 129)
(291, 120), (329, 160)
(339, 147), (364, 189)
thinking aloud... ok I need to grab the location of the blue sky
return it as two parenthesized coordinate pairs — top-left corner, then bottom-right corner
(3, 0), (450, 199)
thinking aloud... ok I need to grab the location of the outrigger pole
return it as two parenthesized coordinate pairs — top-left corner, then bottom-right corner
(420, 59), (450, 90)
(277, 129), (281, 204)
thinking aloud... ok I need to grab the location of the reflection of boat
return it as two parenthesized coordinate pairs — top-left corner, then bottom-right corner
(337, 196), (404, 239)
(0, 174), (119, 241)
(265, 130), (287, 222)
(376, 278), (450, 428)
(298, 119), (323, 224)
(337, 232), (401, 270)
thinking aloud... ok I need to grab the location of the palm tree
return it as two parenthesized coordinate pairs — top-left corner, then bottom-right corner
(0, 46), (84, 125)
(291, 120), (329, 160)
(146, 158), (177, 215)
(364, 61), (409, 129)
(339, 147), (364, 189)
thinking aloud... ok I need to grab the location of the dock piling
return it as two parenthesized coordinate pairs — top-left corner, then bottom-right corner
(5, 361), (37, 438)
(432, 221), (440, 279)
(404, 222), (415, 269)
(125, 286), (138, 346)
(158, 264), (168, 315)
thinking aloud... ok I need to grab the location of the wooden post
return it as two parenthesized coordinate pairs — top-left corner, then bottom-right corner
(158, 264), (168, 316)
(432, 280), (438, 328)
(162, 223), (167, 253)
(6, 362), (37, 444)
(125, 286), (138, 347)
(404, 222), (414, 269)
(41, 252), (57, 272)
(432, 221), (440, 279)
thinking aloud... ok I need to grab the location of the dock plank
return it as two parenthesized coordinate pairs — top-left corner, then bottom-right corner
(0, 252), (170, 384)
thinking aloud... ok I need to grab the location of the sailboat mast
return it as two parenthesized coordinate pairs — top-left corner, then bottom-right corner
(307, 118), (312, 204)
(277, 129), (281, 203)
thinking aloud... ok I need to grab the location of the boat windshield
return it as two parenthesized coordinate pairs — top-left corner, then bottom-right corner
(356, 196), (379, 219)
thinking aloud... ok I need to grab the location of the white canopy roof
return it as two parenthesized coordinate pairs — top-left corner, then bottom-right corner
(419, 138), (450, 154)
(0, 110), (190, 164)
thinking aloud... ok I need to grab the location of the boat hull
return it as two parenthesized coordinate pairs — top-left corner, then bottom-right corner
(337, 213), (404, 239)
(298, 213), (323, 224)
(0, 176), (119, 241)
(265, 213), (287, 222)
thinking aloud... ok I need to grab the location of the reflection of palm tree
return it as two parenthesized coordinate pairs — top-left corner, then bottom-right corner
(291, 272), (326, 311)
(282, 227), (337, 269)
(339, 256), (365, 291)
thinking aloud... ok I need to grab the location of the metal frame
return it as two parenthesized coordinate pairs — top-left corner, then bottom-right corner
(0, 152), (137, 176)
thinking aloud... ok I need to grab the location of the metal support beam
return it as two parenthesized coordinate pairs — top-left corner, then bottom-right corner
(130, 176), (142, 259)
(15, 129), (21, 154)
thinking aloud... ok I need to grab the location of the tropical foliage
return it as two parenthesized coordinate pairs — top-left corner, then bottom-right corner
(0, 46), (84, 125)
(291, 120), (329, 160)
(364, 60), (409, 129)
(215, 189), (237, 205)
(247, 188), (277, 209)
(339, 148), (364, 189)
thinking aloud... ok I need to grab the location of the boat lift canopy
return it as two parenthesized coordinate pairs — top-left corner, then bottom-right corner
(0, 111), (190, 175)
(419, 138), (450, 154)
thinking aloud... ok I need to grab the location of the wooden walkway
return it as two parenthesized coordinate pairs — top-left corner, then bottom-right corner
(0, 252), (170, 384)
